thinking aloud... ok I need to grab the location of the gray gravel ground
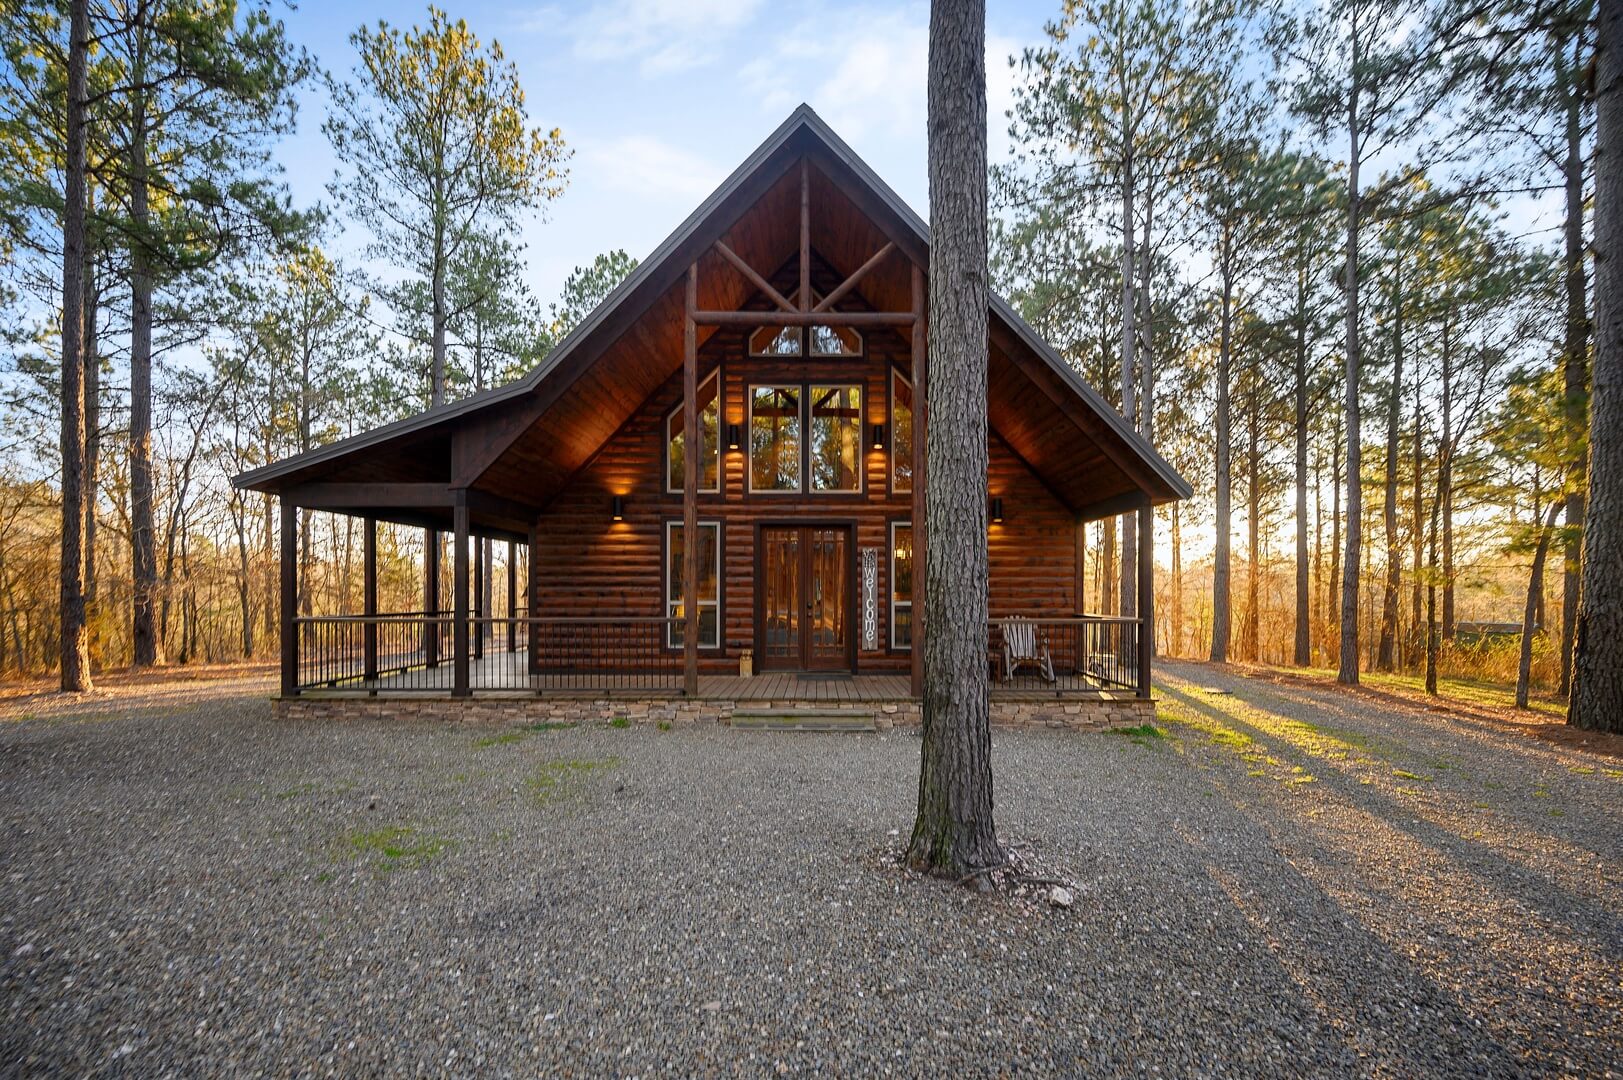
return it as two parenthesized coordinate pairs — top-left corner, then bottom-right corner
(1, 660), (1618, 1077)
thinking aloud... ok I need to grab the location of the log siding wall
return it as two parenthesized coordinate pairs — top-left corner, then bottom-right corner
(531, 326), (1078, 673)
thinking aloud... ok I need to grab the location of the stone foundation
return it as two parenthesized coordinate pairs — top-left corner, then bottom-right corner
(273, 694), (1156, 732)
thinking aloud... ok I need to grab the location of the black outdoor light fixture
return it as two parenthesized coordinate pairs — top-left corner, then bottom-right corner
(871, 423), (886, 451)
(989, 496), (1004, 524)
(727, 422), (742, 451)
(611, 495), (625, 522)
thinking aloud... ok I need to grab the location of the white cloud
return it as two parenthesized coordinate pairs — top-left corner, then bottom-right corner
(736, 4), (1021, 161)
(542, 0), (765, 77)
(583, 134), (726, 201)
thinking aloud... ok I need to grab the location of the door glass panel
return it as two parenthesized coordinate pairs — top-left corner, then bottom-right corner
(750, 386), (801, 491)
(808, 528), (848, 665)
(761, 528), (799, 664)
(808, 385), (861, 492)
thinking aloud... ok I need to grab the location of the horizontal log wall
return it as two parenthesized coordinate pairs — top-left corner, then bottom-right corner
(532, 325), (1078, 674)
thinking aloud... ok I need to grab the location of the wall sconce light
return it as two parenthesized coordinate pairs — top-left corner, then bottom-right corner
(727, 422), (741, 451)
(871, 423), (886, 451)
(989, 496), (1004, 524)
(611, 495), (625, 522)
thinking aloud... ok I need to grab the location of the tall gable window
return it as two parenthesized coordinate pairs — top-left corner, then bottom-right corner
(891, 369), (913, 493)
(748, 382), (862, 494)
(665, 520), (720, 649)
(666, 368), (720, 493)
(748, 289), (863, 358)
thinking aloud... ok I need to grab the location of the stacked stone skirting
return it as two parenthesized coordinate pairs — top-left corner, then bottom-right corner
(273, 695), (1157, 732)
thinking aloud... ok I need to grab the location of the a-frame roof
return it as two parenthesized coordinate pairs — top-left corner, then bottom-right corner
(235, 105), (1190, 521)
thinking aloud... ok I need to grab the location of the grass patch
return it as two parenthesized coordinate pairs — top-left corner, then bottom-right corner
(656, 720), (672, 732)
(524, 721), (577, 732)
(1109, 723), (1166, 744)
(275, 781), (320, 800)
(341, 826), (450, 871)
(608, 717), (632, 729)
(473, 731), (526, 748)
(526, 757), (620, 805)
(1392, 769), (1433, 782)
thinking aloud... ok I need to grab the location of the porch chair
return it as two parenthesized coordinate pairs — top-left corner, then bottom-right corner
(1000, 617), (1055, 683)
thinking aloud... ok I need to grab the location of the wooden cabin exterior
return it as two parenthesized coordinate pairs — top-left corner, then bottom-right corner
(235, 106), (1190, 722)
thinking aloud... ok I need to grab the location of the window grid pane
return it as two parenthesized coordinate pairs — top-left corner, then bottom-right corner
(750, 385), (801, 491)
(809, 384), (862, 492)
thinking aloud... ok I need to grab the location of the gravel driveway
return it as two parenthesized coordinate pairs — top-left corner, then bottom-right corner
(1, 661), (1618, 1077)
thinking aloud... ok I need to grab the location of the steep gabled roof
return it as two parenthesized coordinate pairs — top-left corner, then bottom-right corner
(235, 104), (1190, 508)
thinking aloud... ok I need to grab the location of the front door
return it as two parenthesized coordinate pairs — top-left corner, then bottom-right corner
(759, 525), (853, 671)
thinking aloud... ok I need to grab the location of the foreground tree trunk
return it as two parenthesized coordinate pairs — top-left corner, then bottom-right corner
(58, 0), (92, 692)
(1561, 35), (1589, 696)
(129, 52), (160, 667)
(1339, 77), (1364, 687)
(1293, 272), (1310, 667)
(1571, 0), (1623, 734)
(907, 0), (1004, 878)
(1377, 268), (1403, 671)
(1209, 233), (1233, 663)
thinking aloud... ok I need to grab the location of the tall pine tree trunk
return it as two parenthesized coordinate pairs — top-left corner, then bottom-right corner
(83, 229), (99, 662)
(1518, 501), (1561, 709)
(1339, 78), (1364, 686)
(1119, 160), (1137, 620)
(1560, 54), (1589, 696)
(58, 0), (92, 691)
(1377, 269), (1403, 671)
(1293, 273), (1310, 666)
(907, 0), (1004, 878)
(1210, 238), (1233, 663)
(1571, 0), (1623, 734)
(129, 65), (161, 667)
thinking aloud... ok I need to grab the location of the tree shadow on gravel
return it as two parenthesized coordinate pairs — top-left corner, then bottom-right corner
(1157, 683), (1623, 966)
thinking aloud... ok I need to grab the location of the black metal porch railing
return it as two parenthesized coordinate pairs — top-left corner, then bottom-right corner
(291, 615), (684, 695)
(987, 615), (1143, 695)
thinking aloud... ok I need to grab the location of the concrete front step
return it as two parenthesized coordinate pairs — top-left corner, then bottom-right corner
(729, 708), (878, 732)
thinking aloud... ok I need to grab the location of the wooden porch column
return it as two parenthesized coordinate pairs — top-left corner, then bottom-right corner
(473, 535), (485, 661)
(507, 539), (518, 652)
(1074, 517), (1086, 614)
(1137, 500), (1154, 699)
(453, 494), (471, 697)
(910, 263), (927, 699)
(280, 498), (297, 697)
(527, 523), (541, 675)
(363, 515), (378, 683)
(682, 263), (699, 696)
(424, 528), (439, 669)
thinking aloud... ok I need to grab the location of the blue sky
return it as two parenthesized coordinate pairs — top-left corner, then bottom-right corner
(278, 0), (1053, 301)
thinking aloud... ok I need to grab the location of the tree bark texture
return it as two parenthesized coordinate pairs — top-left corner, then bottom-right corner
(1378, 269), (1403, 672)
(1571, 0), (1623, 734)
(1561, 55), (1590, 695)
(129, 49), (160, 667)
(1339, 77), (1363, 686)
(1210, 236), (1233, 663)
(907, 0), (1004, 878)
(58, 0), (92, 691)
(1294, 268), (1311, 667)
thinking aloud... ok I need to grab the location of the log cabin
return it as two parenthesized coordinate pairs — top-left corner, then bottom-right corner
(234, 105), (1191, 729)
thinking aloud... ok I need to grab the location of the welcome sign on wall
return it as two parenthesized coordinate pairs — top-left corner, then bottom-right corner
(860, 548), (879, 652)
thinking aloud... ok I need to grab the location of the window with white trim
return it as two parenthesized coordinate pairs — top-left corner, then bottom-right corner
(666, 368), (720, 493)
(891, 369), (913, 494)
(890, 521), (913, 650)
(665, 520), (720, 649)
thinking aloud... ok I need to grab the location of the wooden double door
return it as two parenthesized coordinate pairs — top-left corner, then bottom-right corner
(757, 524), (854, 672)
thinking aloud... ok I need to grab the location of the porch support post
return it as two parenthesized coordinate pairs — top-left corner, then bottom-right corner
(453, 492), (470, 697)
(910, 262), (927, 699)
(363, 515), (378, 683)
(507, 539), (518, 652)
(473, 535), (485, 661)
(682, 263), (700, 696)
(280, 498), (297, 697)
(1074, 516), (1086, 615)
(1137, 500), (1153, 699)
(527, 523), (540, 675)
(424, 528), (439, 669)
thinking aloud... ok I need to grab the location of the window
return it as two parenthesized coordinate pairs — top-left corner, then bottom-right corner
(666, 369), (720, 493)
(891, 369), (913, 493)
(666, 520), (720, 649)
(890, 521), (912, 650)
(747, 289), (863, 357)
(748, 382), (863, 494)
(808, 385), (862, 492)
(749, 385), (802, 491)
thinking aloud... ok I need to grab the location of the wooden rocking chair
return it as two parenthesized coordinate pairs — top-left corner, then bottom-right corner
(1000, 617), (1055, 683)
